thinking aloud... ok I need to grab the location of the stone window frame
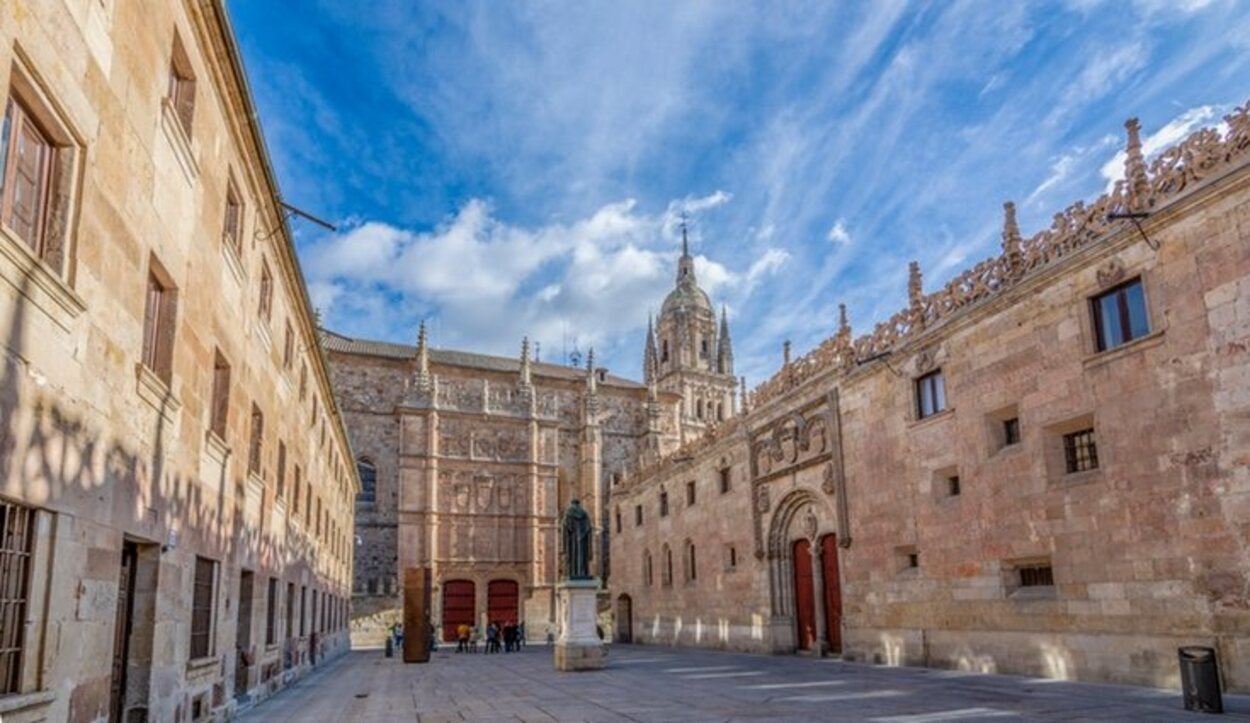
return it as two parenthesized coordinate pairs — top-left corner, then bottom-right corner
(0, 49), (86, 299)
(634, 504), (642, 527)
(724, 544), (738, 572)
(659, 488), (669, 518)
(1042, 412), (1102, 487)
(684, 539), (697, 583)
(1090, 277), (1151, 353)
(661, 544), (673, 587)
(188, 556), (218, 662)
(984, 403), (1022, 456)
(895, 545), (919, 576)
(1078, 261), (1166, 367)
(1003, 555), (1058, 600)
(264, 577), (279, 648)
(643, 550), (653, 586)
(718, 461), (732, 494)
(914, 368), (947, 420)
(685, 479), (696, 507)
(0, 498), (54, 701)
(931, 464), (961, 504)
(208, 349), (230, 443)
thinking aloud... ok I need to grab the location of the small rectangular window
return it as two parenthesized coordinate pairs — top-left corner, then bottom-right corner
(210, 351), (230, 439)
(0, 498), (36, 694)
(947, 475), (961, 496)
(1092, 278), (1149, 351)
(276, 441), (287, 500)
(686, 480), (696, 506)
(1019, 564), (1054, 588)
(190, 556), (216, 659)
(719, 467), (731, 494)
(258, 261), (273, 322)
(0, 98), (53, 254)
(614, 507), (621, 533)
(659, 490), (669, 517)
(915, 369), (946, 419)
(634, 505), (642, 526)
(167, 33), (196, 137)
(1003, 417), (1021, 446)
(299, 586), (307, 637)
(248, 404), (263, 476)
(265, 577), (278, 646)
(141, 267), (177, 383)
(223, 179), (242, 251)
(908, 552), (919, 568)
(1063, 428), (1098, 473)
(286, 582), (295, 643)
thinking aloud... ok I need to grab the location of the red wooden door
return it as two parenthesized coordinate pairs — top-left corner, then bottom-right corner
(821, 534), (842, 653)
(441, 580), (475, 642)
(487, 580), (519, 626)
(792, 539), (816, 650)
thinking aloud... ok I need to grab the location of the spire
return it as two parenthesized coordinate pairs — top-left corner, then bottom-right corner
(837, 303), (851, 341)
(413, 320), (431, 391)
(519, 336), (532, 387)
(908, 261), (923, 311)
(644, 314), (658, 384)
(783, 340), (792, 367)
(1002, 201), (1023, 274)
(676, 214), (696, 284)
(1124, 117), (1149, 211)
(739, 375), (748, 412)
(586, 347), (597, 395)
(717, 305), (734, 375)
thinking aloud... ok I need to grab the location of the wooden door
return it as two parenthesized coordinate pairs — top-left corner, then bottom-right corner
(441, 580), (475, 642)
(821, 534), (842, 653)
(487, 580), (519, 626)
(109, 543), (137, 722)
(792, 539), (816, 651)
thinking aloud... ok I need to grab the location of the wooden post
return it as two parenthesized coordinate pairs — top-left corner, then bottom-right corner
(403, 567), (431, 663)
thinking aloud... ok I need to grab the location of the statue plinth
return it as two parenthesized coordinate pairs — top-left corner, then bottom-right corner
(553, 579), (604, 671)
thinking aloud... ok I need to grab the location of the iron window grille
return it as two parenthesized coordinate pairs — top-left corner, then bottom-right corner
(1003, 417), (1021, 446)
(1063, 428), (1099, 473)
(190, 557), (216, 659)
(1018, 564), (1055, 588)
(0, 499), (35, 694)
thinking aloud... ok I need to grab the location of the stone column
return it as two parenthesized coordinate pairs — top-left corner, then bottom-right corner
(810, 538), (828, 657)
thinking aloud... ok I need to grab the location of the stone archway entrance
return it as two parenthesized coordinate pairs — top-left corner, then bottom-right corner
(616, 594), (633, 643)
(767, 489), (839, 655)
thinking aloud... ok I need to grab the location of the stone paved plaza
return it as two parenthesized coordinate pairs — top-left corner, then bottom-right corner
(239, 645), (1249, 722)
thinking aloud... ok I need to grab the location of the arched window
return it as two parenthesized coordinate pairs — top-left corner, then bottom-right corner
(356, 458), (376, 503)
(661, 339), (669, 363)
(685, 539), (697, 582)
(717, 402), (724, 421)
(696, 399), (704, 419)
(659, 489), (669, 517)
(662, 544), (673, 587)
(644, 550), (653, 586)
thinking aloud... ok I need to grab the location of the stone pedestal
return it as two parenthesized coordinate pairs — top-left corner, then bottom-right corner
(553, 579), (605, 671)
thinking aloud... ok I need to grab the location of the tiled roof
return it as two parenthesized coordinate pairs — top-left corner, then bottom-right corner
(319, 329), (646, 389)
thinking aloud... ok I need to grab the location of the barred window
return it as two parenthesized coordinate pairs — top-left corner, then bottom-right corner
(1019, 564), (1055, 588)
(1063, 429), (1098, 473)
(0, 500), (35, 694)
(265, 577), (278, 646)
(190, 556), (216, 659)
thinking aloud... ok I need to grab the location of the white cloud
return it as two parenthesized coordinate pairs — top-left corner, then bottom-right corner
(827, 219), (852, 245)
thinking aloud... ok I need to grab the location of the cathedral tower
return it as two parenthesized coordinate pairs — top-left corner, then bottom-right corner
(645, 223), (738, 441)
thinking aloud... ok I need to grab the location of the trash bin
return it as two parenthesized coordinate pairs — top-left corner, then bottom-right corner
(1178, 646), (1223, 714)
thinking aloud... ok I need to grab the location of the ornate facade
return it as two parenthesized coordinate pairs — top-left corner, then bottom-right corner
(611, 103), (1250, 692)
(0, 2), (358, 721)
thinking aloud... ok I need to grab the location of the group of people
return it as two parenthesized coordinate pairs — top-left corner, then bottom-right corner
(454, 621), (525, 653)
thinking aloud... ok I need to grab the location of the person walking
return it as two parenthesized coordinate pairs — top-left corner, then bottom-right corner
(486, 622), (499, 653)
(503, 621), (515, 653)
(456, 622), (470, 653)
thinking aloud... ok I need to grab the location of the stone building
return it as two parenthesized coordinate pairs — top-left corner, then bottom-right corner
(0, 1), (357, 721)
(611, 105), (1250, 692)
(327, 237), (738, 643)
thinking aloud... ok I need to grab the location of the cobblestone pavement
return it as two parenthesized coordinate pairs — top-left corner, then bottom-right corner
(239, 644), (1250, 722)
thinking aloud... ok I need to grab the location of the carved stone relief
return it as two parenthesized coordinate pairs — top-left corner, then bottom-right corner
(1096, 257), (1127, 288)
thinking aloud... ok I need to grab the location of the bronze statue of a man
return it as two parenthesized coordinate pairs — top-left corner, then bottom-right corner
(562, 499), (593, 580)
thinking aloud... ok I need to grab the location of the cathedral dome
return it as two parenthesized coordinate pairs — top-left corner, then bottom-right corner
(661, 279), (713, 316)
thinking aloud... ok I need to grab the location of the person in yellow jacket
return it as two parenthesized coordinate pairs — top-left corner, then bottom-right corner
(456, 623), (471, 653)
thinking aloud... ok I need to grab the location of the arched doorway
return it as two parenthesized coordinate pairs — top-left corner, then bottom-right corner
(616, 594), (633, 643)
(821, 534), (842, 653)
(441, 580), (475, 642)
(487, 580), (519, 626)
(792, 539), (816, 650)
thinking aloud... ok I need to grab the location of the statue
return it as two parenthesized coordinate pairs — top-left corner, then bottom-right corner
(561, 499), (593, 580)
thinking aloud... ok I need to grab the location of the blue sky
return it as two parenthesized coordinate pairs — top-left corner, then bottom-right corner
(230, 0), (1250, 386)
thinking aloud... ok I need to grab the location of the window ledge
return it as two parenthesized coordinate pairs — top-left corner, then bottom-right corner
(159, 98), (199, 182)
(909, 407), (954, 430)
(186, 655), (217, 675)
(1050, 469), (1103, 488)
(221, 240), (245, 285)
(1009, 586), (1058, 602)
(1083, 327), (1166, 370)
(247, 470), (266, 495)
(256, 320), (272, 350)
(0, 689), (56, 715)
(205, 430), (230, 463)
(135, 363), (181, 420)
(0, 225), (86, 332)
(991, 442), (1024, 459)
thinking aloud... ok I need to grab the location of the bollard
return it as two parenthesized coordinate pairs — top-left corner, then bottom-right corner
(385, 636), (394, 658)
(1178, 646), (1223, 714)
